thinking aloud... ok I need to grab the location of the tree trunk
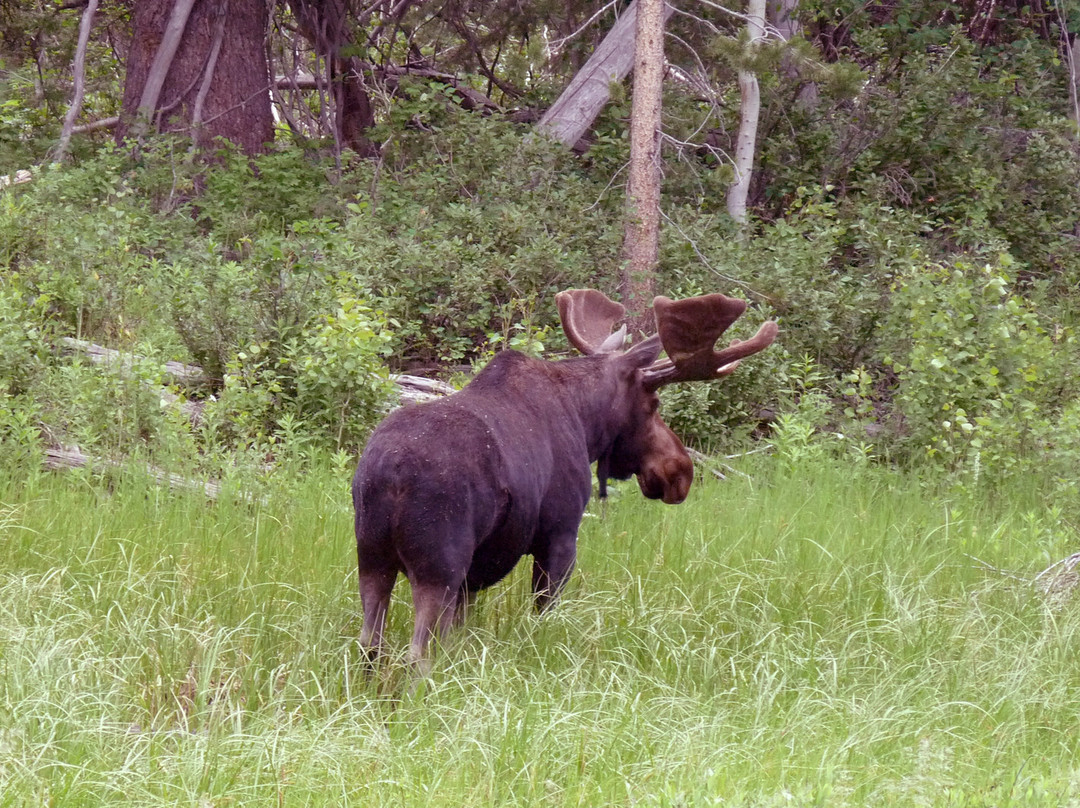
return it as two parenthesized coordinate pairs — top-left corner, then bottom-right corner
(289, 0), (380, 158)
(768, 0), (817, 109)
(620, 0), (665, 331)
(536, 0), (674, 151)
(726, 0), (766, 227)
(117, 0), (274, 154)
(1063, 31), (1080, 126)
(54, 0), (100, 162)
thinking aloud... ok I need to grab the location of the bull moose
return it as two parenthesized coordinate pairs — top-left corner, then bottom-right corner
(352, 289), (778, 667)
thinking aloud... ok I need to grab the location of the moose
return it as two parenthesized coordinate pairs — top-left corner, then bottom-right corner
(352, 289), (778, 667)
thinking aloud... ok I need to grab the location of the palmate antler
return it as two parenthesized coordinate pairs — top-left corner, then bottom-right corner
(641, 295), (779, 389)
(555, 288), (630, 355)
(554, 289), (778, 387)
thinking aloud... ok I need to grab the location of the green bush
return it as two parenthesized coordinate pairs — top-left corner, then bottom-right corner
(0, 277), (50, 396)
(206, 296), (394, 453)
(288, 297), (395, 450)
(345, 101), (622, 363)
(885, 257), (1071, 476)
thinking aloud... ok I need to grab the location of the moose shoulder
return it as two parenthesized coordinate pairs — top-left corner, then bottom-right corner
(352, 289), (778, 667)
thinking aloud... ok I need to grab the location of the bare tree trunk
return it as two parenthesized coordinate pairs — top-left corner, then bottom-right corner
(118, 0), (274, 155)
(1057, 0), (1080, 127)
(769, 0), (817, 109)
(726, 0), (766, 227)
(54, 0), (100, 161)
(620, 0), (665, 330)
(536, 0), (674, 151)
(1067, 33), (1080, 126)
(132, 0), (198, 137)
(289, 0), (380, 158)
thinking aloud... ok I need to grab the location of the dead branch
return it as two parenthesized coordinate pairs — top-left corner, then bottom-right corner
(72, 116), (119, 134)
(1035, 551), (1080, 607)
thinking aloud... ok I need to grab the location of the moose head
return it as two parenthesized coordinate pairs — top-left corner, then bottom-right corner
(555, 288), (779, 504)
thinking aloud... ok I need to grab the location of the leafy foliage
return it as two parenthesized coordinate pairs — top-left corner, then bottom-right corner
(0, 0), (1079, 483)
(886, 257), (1071, 478)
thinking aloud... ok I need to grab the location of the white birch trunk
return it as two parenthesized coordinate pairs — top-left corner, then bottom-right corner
(726, 0), (766, 226)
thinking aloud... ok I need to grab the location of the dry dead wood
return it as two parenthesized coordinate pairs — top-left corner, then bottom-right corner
(44, 445), (225, 500)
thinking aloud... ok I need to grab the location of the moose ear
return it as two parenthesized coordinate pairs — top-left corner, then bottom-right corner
(620, 334), (662, 370)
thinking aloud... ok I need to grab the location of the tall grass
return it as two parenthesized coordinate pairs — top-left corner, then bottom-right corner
(1, 459), (1078, 806)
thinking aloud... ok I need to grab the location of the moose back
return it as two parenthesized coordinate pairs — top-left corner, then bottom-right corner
(352, 289), (778, 666)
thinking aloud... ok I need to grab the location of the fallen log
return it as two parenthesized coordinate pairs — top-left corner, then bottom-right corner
(535, 0), (674, 151)
(44, 445), (225, 500)
(61, 337), (456, 408)
(60, 337), (212, 388)
(0, 169), (32, 189)
(391, 373), (456, 404)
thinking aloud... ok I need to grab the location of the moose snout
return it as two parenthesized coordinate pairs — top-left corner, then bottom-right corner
(637, 455), (693, 504)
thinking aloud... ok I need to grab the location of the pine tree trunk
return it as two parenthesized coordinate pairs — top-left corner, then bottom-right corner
(620, 0), (665, 331)
(118, 0), (274, 154)
(289, 0), (379, 158)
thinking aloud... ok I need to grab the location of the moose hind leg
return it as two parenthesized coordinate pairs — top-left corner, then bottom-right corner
(358, 568), (396, 665)
(453, 585), (476, 628)
(408, 582), (459, 673)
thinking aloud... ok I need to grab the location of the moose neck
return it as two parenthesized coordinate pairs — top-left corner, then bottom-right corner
(549, 353), (638, 463)
(466, 350), (639, 463)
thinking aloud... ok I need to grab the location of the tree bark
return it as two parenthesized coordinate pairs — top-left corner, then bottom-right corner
(620, 0), (665, 330)
(1066, 33), (1080, 126)
(726, 0), (766, 227)
(1060, 0), (1080, 129)
(289, 0), (380, 158)
(768, 0), (817, 109)
(117, 0), (274, 154)
(536, 0), (674, 151)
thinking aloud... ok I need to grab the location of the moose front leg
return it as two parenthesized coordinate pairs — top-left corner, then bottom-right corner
(531, 536), (577, 612)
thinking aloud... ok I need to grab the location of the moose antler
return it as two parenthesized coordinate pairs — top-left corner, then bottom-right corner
(555, 289), (778, 382)
(641, 294), (778, 389)
(555, 289), (629, 354)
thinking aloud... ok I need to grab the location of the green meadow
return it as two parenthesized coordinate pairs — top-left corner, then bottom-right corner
(1, 460), (1079, 806)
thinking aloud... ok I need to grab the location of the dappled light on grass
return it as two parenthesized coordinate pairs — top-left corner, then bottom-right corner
(1, 461), (1080, 804)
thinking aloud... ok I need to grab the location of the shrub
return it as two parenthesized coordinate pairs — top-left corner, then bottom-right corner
(0, 277), (50, 396)
(207, 297), (394, 453)
(885, 256), (1072, 476)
